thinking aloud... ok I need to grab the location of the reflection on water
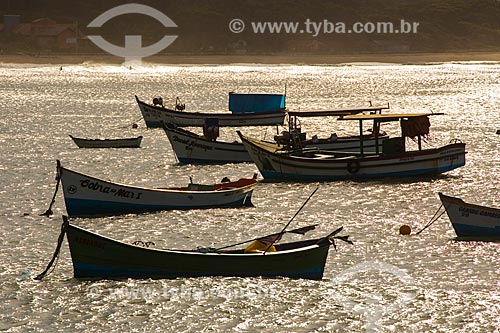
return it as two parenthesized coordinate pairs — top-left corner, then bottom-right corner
(0, 62), (499, 332)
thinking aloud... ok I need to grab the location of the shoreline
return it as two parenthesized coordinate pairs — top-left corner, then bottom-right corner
(2, 51), (500, 65)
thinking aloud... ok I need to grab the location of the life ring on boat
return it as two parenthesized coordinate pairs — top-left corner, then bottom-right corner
(346, 160), (360, 174)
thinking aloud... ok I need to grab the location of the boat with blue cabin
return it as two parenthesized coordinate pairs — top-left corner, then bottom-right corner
(136, 93), (286, 128)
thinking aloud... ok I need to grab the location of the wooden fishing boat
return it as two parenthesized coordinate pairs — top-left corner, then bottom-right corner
(162, 125), (389, 165)
(439, 193), (500, 239)
(69, 135), (142, 148)
(163, 124), (253, 164)
(162, 105), (391, 165)
(62, 218), (347, 280)
(57, 161), (257, 217)
(136, 95), (286, 128)
(238, 113), (466, 181)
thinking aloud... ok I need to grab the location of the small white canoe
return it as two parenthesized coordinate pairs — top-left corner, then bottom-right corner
(69, 135), (142, 148)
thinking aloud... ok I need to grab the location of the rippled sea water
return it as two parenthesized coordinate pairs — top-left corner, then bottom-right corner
(1, 62), (500, 332)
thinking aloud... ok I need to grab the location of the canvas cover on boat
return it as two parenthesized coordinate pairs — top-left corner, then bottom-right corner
(229, 93), (285, 114)
(401, 116), (430, 139)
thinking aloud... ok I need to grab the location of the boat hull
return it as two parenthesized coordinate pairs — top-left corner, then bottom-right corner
(163, 125), (389, 165)
(163, 125), (254, 164)
(59, 166), (256, 217)
(136, 96), (285, 128)
(66, 224), (331, 280)
(239, 133), (466, 181)
(439, 193), (500, 239)
(70, 136), (142, 148)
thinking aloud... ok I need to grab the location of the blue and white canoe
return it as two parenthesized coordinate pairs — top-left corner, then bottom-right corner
(439, 193), (500, 239)
(58, 162), (257, 217)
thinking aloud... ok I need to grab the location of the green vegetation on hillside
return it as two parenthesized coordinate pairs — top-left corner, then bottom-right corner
(2, 0), (500, 54)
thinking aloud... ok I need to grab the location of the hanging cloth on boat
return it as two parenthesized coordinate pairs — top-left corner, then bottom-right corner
(401, 116), (430, 140)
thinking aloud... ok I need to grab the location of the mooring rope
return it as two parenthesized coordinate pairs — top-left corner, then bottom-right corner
(118, 116), (143, 129)
(40, 160), (61, 217)
(415, 203), (446, 235)
(34, 216), (69, 281)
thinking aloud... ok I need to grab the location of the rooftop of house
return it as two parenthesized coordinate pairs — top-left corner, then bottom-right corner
(0, 18), (78, 36)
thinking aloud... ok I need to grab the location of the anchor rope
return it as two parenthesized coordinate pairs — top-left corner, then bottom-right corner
(34, 216), (69, 281)
(415, 203), (447, 235)
(40, 161), (61, 217)
(118, 116), (143, 129)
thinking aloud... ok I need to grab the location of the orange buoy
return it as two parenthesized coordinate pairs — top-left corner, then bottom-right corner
(399, 225), (411, 235)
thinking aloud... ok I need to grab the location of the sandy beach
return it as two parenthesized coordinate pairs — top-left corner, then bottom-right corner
(1, 51), (500, 65)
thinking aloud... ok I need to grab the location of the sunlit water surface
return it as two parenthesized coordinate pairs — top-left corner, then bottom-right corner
(1, 62), (500, 332)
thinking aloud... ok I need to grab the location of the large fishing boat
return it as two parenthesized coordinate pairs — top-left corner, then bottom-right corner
(239, 113), (466, 181)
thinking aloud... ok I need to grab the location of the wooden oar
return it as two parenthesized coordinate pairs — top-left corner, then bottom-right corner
(214, 224), (318, 251)
(263, 185), (320, 254)
(321, 226), (353, 250)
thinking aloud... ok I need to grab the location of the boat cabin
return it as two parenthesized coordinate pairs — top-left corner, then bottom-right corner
(339, 112), (443, 156)
(276, 104), (390, 150)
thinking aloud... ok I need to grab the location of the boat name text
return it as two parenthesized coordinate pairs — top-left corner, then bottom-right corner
(79, 179), (143, 199)
(459, 206), (500, 219)
(172, 135), (213, 151)
(73, 236), (105, 249)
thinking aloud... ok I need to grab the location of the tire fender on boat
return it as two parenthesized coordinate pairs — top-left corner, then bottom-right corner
(346, 160), (360, 174)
